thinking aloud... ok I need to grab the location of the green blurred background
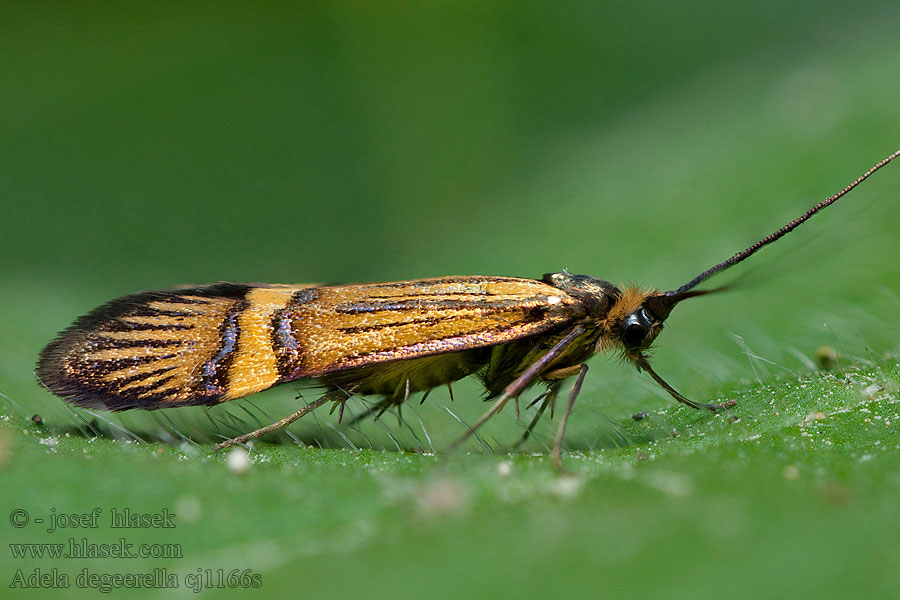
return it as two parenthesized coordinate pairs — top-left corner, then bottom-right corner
(3, 2), (900, 599)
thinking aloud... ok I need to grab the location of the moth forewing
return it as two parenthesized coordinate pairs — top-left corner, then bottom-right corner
(36, 276), (586, 413)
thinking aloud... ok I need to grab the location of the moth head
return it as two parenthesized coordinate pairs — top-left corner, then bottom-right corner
(619, 303), (661, 353)
(618, 289), (719, 355)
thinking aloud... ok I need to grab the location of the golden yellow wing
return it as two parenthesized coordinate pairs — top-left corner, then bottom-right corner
(36, 277), (584, 410)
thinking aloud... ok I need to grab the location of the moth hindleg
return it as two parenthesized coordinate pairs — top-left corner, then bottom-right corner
(213, 389), (347, 452)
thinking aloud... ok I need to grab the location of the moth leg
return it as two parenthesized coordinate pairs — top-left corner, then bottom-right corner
(375, 403), (392, 419)
(213, 390), (343, 452)
(419, 388), (433, 405)
(447, 325), (586, 452)
(527, 389), (551, 409)
(541, 364), (585, 419)
(514, 362), (583, 449)
(513, 383), (561, 449)
(551, 363), (588, 472)
(341, 402), (378, 427)
(637, 358), (736, 412)
(543, 364), (585, 380)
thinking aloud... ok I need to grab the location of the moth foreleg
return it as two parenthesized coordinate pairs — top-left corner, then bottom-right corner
(447, 325), (586, 452)
(636, 357), (736, 412)
(213, 389), (344, 452)
(551, 363), (588, 472)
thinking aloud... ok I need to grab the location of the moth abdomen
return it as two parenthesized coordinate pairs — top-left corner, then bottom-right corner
(322, 348), (491, 401)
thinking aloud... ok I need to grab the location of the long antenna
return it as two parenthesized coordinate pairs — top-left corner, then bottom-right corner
(674, 149), (900, 295)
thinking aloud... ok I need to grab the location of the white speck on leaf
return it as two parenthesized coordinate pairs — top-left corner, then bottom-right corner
(226, 447), (251, 475)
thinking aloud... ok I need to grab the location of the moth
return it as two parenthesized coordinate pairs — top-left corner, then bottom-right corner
(36, 150), (899, 466)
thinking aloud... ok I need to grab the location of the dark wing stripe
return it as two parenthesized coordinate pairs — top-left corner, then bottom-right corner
(337, 316), (445, 334)
(105, 322), (195, 331)
(83, 354), (181, 375)
(108, 365), (179, 388)
(272, 305), (302, 380)
(355, 291), (496, 299)
(90, 338), (186, 350)
(335, 297), (545, 314)
(200, 307), (243, 395)
(352, 277), (519, 290)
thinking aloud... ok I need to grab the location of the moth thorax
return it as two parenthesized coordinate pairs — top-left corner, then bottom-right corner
(541, 272), (621, 318)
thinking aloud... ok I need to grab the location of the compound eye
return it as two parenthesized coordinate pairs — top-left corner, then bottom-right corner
(621, 319), (648, 350)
